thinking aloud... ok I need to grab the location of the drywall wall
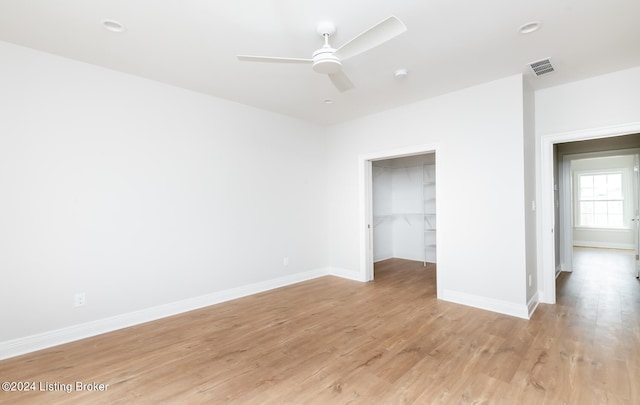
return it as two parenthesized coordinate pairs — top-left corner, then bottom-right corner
(390, 165), (424, 262)
(536, 66), (640, 136)
(326, 75), (529, 317)
(0, 41), (328, 345)
(523, 79), (538, 308)
(372, 166), (393, 261)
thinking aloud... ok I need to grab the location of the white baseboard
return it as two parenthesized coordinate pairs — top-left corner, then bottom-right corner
(556, 264), (564, 278)
(1, 268), (534, 360)
(573, 241), (634, 250)
(439, 289), (529, 319)
(391, 254), (424, 262)
(0, 267), (333, 360)
(326, 267), (367, 282)
(527, 292), (539, 318)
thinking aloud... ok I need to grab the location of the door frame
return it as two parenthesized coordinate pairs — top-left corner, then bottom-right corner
(358, 143), (439, 282)
(539, 121), (640, 303)
(635, 153), (640, 278)
(560, 155), (573, 273)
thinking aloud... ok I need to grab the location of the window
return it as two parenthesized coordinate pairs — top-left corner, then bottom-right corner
(577, 172), (623, 228)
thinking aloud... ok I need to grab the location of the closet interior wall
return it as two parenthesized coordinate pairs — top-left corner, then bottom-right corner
(373, 153), (436, 265)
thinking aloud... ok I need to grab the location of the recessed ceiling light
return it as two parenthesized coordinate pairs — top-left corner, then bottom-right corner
(102, 19), (126, 33)
(323, 98), (334, 104)
(394, 68), (408, 79)
(518, 21), (542, 34)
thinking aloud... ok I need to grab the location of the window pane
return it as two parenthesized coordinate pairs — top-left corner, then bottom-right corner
(580, 201), (593, 214)
(580, 175), (593, 188)
(581, 213), (592, 226)
(609, 214), (623, 228)
(580, 175), (593, 198)
(608, 174), (622, 198)
(594, 174), (607, 198)
(594, 201), (607, 214)
(594, 213), (608, 227)
(608, 201), (623, 214)
(581, 188), (593, 199)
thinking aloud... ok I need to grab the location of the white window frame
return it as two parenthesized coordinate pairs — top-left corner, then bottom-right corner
(573, 169), (629, 230)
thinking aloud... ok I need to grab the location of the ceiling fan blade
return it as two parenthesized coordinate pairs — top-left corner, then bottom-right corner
(334, 16), (407, 61)
(328, 71), (355, 92)
(237, 55), (313, 64)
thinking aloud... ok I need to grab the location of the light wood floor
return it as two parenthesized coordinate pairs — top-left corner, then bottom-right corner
(1, 253), (639, 404)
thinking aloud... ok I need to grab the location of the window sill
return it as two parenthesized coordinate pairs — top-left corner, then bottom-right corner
(574, 226), (631, 232)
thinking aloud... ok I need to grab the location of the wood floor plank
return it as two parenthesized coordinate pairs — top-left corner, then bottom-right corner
(0, 251), (638, 404)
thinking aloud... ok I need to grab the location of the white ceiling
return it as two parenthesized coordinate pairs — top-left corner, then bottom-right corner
(1, 0), (639, 125)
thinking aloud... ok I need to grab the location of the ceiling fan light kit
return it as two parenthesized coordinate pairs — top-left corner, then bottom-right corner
(312, 53), (341, 74)
(311, 29), (341, 75)
(237, 15), (407, 93)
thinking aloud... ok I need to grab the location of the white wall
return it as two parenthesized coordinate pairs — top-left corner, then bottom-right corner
(0, 42), (328, 346)
(523, 79), (538, 308)
(536, 66), (640, 135)
(391, 165), (425, 262)
(372, 167), (393, 261)
(326, 75), (529, 318)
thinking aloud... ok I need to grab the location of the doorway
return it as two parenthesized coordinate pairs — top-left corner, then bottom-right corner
(557, 147), (639, 277)
(540, 124), (640, 304)
(357, 143), (439, 286)
(370, 153), (436, 285)
(372, 153), (436, 268)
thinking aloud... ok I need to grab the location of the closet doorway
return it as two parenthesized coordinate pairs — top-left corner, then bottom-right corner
(372, 154), (436, 268)
(358, 144), (439, 288)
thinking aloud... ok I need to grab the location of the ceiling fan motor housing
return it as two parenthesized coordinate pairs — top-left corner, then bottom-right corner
(237, 16), (407, 92)
(312, 48), (342, 74)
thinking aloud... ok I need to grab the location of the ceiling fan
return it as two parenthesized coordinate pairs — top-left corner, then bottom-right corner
(237, 16), (407, 92)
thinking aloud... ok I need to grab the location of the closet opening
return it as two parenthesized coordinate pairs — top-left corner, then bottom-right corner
(357, 144), (438, 291)
(372, 153), (436, 286)
(372, 153), (436, 262)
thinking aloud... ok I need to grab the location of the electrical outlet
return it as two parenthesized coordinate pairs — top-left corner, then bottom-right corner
(283, 257), (289, 266)
(74, 292), (86, 307)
